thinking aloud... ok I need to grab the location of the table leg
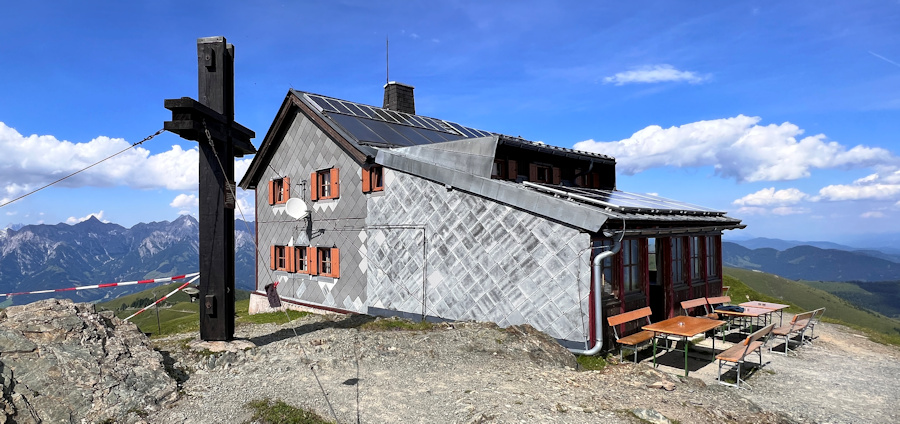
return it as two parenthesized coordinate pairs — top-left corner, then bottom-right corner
(652, 333), (658, 368)
(683, 336), (689, 377)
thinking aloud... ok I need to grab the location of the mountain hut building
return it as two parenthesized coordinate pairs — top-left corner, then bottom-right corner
(238, 82), (744, 351)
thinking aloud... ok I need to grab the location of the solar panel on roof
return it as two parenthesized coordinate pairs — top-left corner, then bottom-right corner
(528, 183), (725, 216)
(327, 114), (390, 145)
(310, 96), (336, 112)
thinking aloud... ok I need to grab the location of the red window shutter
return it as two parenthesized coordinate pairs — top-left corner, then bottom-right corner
(282, 177), (291, 202)
(552, 167), (561, 185)
(361, 167), (371, 193)
(310, 172), (318, 201)
(307, 246), (318, 275)
(330, 168), (340, 199)
(528, 163), (538, 182)
(507, 160), (518, 181)
(285, 246), (295, 272)
(267, 181), (275, 205)
(331, 248), (340, 278)
(574, 168), (583, 186)
(270, 245), (276, 270)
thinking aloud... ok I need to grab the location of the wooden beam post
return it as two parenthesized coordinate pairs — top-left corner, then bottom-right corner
(197, 37), (235, 341)
(165, 36), (256, 341)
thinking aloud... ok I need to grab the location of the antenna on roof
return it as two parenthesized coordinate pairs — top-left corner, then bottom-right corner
(386, 36), (390, 84)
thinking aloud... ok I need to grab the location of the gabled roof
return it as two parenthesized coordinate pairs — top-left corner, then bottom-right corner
(240, 89), (613, 189)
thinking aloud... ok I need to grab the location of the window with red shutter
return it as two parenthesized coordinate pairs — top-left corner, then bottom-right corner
(307, 246), (318, 275)
(313, 168), (341, 200)
(362, 166), (384, 193)
(269, 178), (289, 204)
(274, 246), (287, 271)
(361, 167), (371, 192)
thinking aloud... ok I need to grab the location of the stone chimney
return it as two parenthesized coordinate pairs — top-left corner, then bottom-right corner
(383, 81), (415, 114)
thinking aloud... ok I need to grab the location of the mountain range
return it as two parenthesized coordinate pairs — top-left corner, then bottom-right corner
(723, 241), (900, 282)
(0, 215), (255, 306)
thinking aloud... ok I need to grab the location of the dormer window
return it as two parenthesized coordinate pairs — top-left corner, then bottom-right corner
(529, 163), (560, 184)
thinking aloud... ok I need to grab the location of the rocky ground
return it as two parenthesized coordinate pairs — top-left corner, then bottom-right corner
(3, 300), (898, 423)
(0, 299), (177, 424)
(149, 311), (900, 424)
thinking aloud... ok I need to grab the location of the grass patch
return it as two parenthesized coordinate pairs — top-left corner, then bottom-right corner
(575, 354), (608, 371)
(245, 398), (333, 424)
(359, 317), (434, 332)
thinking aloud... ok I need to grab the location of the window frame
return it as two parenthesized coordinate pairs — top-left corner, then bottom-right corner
(267, 177), (291, 205)
(362, 165), (384, 193)
(272, 245), (287, 271)
(311, 168), (340, 201)
(670, 237), (686, 286)
(706, 235), (721, 278)
(295, 246), (308, 273)
(690, 236), (703, 281)
(491, 159), (507, 180)
(315, 247), (340, 278)
(622, 239), (643, 293)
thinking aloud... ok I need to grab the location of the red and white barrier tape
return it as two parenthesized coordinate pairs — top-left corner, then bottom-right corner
(124, 274), (200, 322)
(0, 272), (199, 298)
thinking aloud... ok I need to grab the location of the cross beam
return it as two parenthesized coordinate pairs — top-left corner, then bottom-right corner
(164, 36), (256, 341)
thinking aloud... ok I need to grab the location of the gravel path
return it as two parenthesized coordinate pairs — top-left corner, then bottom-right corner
(148, 313), (899, 424)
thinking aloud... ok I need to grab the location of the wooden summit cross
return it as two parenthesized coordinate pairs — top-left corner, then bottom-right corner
(164, 36), (256, 341)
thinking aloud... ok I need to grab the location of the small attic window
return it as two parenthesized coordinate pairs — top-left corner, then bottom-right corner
(491, 160), (507, 180)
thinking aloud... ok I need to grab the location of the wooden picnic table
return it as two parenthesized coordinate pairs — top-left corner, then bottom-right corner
(715, 306), (773, 333)
(643, 316), (725, 377)
(740, 301), (789, 326)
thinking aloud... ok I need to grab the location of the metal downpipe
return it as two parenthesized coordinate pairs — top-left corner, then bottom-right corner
(570, 235), (622, 355)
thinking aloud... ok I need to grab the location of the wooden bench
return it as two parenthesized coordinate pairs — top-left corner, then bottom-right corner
(705, 296), (733, 320)
(607, 307), (655, 363)
(771, 310), (816, 355)
(804, 307), (826, 345)
(715, 323), (775, 389)
(681, 298), (717, 319)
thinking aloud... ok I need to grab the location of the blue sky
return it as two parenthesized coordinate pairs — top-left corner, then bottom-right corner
(1, 1), (899, 245)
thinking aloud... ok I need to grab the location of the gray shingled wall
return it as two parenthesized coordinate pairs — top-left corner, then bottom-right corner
(255, 112), (368, 313)
(366, 169), (593, 345)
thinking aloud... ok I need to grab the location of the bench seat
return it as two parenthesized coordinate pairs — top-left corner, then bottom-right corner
(716, 323), (774, 389)
(771, 310), (815, 355)
(717, 340), (764, 363)
(617, 330), (655, 346)
(607, 307), (655, 363)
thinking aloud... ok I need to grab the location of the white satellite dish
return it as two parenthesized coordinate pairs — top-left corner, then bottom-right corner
(284, 198), (309, 219)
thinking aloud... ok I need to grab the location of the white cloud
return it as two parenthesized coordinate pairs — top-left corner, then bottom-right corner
(0, 122), (255, 204)
(771, 206), (810, 216)
(735, 205), (809, 216)
(65, 210), (108, 225)
(170, 193), (199, 209)
(603, 64), (709, 85)
(735, 206), (768, 215)
(170, 193), (198, 216)
(574, 115), (896, 182)
(733, 187), (809, 206)
(817, 168), (900, 201)
(235, 192), (255, 222)
(818, 183), (900, 201)
(861, 211), (885, 218)
(235, 158), (252, 183)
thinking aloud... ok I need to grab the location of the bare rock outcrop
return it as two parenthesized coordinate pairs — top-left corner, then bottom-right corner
(0, 299), (176, 423)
